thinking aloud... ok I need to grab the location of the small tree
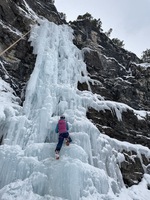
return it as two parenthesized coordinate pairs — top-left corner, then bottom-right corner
(112, 38), (124, 48)
(59, 12), (66, 21)
(105, 28), (113, 37)
(76, 12), (102, 31)
(77, 12), (93, 21)
(141, 49), (150, 63)
(91, 18), (102, 31)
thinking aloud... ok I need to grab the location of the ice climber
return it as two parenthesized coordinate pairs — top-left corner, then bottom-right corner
(55, 115), (72, 159)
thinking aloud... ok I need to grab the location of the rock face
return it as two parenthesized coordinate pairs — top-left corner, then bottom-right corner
(71, 18), (150, 186)
(0, 0), (150, 188)
(0, 0), (62, 99)
(73, 18), (150, 146)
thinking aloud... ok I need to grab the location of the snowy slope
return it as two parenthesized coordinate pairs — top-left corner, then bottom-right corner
(0, 19), (150, 200)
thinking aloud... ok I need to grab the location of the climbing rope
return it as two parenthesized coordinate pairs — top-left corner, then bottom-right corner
(0, 30), (31, 57)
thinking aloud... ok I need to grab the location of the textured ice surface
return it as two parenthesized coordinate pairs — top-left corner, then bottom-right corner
(0, 20), (150, 200)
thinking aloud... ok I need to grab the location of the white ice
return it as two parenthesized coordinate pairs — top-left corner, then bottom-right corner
(0, 19), (150, 200)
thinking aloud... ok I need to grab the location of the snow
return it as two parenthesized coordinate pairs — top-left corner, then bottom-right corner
(0, 75), (21, 141)
(136, 62), (150, 69)
(0, 19), (150, 200)
(17, 0), (39, 22)
(0, 20), (22, 37)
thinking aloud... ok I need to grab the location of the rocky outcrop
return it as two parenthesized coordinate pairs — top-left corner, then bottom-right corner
(71, 19), (149, 110)
(120, 150), (150, 187)
(72, 18), (150, 186)
(74, 17), (150, 142)
(87, 108), (150, 148)
(0, 0), (62, 99)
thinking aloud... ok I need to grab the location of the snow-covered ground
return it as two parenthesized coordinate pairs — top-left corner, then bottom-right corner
(0, 19), (150, 200)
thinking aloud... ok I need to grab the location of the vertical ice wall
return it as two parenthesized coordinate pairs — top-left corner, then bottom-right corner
(0, 20), (125, 200)
(5, 19), (91, 148)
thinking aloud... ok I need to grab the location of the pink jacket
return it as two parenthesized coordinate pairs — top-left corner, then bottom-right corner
(56, 119), (69, 134)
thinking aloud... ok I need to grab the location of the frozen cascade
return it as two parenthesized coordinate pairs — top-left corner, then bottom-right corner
(0, 19), (135, 200)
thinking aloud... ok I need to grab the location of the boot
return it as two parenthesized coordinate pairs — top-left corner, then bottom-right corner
(55, 151), (59, 159)
(65, 138), (70, 146)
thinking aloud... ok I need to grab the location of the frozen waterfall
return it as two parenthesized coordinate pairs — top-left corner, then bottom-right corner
(1, 19), (149, 200)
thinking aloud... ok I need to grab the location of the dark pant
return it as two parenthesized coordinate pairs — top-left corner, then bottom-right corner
(55, 132), (72, 152)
